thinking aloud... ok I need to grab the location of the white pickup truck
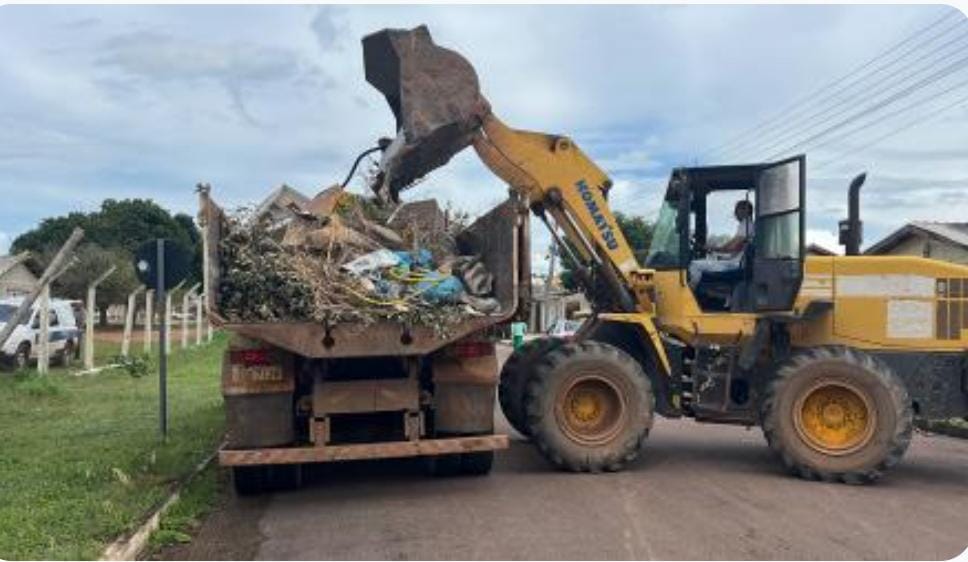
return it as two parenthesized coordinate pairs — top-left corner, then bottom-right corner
(0, 297), (82, 370)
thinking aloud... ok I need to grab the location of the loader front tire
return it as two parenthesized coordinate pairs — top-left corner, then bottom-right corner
(760, 347), (912, 484)
(524, 341), (653, 472)
(498, 338), (563, 437)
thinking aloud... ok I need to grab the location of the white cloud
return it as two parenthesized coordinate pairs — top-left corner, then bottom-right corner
(807, 228), (842, 254)
(0, 4), (965, 269)
(0, 232), (10, 255)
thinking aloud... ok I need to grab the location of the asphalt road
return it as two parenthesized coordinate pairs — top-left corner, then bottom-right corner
(161, 353), (968, 561)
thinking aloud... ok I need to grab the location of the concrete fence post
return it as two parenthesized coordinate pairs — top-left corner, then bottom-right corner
(195, 294), (203, 346)
(182, 283), (200, 349)
(121, 286), (145, 358)
(0, 228), (83, 353)
(37, 285), (50, 375)
(164, 280), (185, 355)
(83, 265), (116, 370)
(143, 289), (154, 354)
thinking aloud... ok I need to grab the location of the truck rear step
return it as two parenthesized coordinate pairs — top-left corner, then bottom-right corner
(219, 434), (509, 466)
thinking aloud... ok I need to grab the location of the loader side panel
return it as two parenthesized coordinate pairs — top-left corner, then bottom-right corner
(794, 255), (968, 351)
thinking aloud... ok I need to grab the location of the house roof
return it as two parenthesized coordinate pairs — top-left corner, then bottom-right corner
(865, 222), (968, 255)
(806, 243), (837, 256)
(253, 184), (310, 221)
(0, 254), (34, 277)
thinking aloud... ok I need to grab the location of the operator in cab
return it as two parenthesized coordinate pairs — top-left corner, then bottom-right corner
(689, 200), (754, 306)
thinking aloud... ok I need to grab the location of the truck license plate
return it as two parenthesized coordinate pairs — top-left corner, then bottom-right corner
(223, 364), (292, 395)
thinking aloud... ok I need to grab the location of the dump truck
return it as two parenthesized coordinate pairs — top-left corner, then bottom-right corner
(359, 25), (968, 484)
(200, 188), (531, 494)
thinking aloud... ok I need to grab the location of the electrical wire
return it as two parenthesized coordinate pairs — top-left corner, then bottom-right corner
(704, 9), (959, 160)
(764, 52), (968, 160)
(734, 25), (968, 160)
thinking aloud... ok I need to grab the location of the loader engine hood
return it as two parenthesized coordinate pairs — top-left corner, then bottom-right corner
(363, 25), (490, 201)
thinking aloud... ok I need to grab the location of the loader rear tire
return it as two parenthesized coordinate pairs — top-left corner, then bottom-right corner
(524, 341), (653, 472)
(498, 338), (563, 438)
(760, 347), (912, 484)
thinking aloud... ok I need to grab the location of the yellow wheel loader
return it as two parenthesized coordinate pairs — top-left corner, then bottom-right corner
(361, 26), (968, 483)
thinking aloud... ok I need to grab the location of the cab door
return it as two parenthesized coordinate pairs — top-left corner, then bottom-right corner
(751, 155), (805, 311)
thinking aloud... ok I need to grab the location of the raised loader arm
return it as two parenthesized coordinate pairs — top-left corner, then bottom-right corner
(363, 26), (652, 315)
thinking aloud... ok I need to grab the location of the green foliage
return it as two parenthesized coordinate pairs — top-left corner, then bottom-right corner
(113, 353), (152, 378)
(11, 373), (63, 397)
(44, 244), (140, 316)
(146, 466), (220, 553)
(0, 333), (226, 560)
(11, 198), (201, 290)
(560, 212), (655, 291)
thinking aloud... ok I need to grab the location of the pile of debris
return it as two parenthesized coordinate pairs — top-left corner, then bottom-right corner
(218, 184), (500, 335)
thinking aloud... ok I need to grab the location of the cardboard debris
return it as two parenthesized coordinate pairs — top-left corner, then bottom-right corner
(218, 186), (498, 335)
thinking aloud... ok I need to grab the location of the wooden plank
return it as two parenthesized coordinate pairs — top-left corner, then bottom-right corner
(219, 434), (509, 466)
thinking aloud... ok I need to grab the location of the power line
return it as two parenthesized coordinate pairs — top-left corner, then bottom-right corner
(764, 52), (968, 160)
(803, 75), (968, 162)
(736, 24), (968, 160)
(812, 91), (968, 174)
(704, 9), (958, 161)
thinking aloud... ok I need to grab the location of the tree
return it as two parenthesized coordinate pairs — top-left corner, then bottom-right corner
(559, 212), (654, 291)
(48, 244), (141, 326)
(11, 198), (202, 322)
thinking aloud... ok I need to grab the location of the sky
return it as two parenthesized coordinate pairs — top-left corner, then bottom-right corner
(1, 5), (967, 273)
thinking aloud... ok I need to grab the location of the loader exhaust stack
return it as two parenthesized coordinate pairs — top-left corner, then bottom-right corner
(363, 26), (490, 201)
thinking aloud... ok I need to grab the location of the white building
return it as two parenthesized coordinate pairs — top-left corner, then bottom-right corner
(0, 255), (37, 298)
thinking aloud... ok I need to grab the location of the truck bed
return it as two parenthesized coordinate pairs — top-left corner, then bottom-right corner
(200, 191), (529, 358)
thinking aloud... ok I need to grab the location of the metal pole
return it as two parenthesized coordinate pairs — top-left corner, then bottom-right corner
(157, 239), (168, 439)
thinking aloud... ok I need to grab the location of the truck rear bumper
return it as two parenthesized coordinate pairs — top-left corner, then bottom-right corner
(219, 434), (509, 466)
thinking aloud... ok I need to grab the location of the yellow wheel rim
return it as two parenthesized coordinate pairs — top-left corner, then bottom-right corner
(555, 374), (626, 446)
(793, 380), (875, 456)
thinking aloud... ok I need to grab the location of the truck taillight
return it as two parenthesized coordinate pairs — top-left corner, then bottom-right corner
(229, 349), (273, 367)
(452, 340), (494, 358)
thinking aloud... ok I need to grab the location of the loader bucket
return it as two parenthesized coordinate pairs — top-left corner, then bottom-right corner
(363, 26), (489, 200)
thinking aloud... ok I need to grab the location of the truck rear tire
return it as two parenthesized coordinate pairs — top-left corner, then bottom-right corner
(760, 347), (913, 484)
(498, 338), (563, 437)
(524, 341), (654, 472)
(232, 465), (302, 496)
(460, 451), (494, 475)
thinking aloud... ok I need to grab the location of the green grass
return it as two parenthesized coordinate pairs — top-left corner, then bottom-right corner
(145, 464), (221, 555)
(0, 333), (227, 560)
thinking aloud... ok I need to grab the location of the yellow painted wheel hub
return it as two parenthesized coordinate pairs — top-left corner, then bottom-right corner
(794, 380), (875, 456)
(556, 374), (626, 446)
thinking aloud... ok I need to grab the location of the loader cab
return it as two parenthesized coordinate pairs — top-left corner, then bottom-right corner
(645, 155), (806, 312)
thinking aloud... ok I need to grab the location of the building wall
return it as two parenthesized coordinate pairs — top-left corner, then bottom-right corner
(0, 264), (37, 298)
(882, 233), (968, 264)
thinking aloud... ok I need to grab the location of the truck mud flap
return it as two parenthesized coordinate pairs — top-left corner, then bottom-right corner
(219, 434), (509, 466)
